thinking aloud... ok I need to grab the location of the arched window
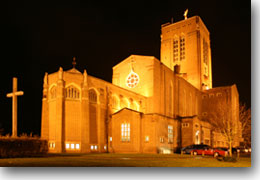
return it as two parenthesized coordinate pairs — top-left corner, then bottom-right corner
(120, 97), (130, 109)
(65, 85), (80, 100)
(112, 95), (120, 111)
(89, 88), (98, 144)
(89, 89), (97, 103)
(131, 101), (140, 111)
(50, 86), (56, 99)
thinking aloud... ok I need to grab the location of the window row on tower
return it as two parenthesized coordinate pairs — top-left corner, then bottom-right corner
(173, 36), (185, 62)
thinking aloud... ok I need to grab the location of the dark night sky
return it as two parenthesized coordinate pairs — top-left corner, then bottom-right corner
(0, 0), (250, 136)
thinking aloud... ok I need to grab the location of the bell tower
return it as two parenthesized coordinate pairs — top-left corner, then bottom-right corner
(160, 14), (212, 90)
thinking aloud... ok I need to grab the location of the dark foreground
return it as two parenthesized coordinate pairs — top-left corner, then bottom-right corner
(0, 153), (251, 167)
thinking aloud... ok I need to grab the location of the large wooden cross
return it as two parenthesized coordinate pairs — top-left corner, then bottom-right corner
(6, 77), (24, 137)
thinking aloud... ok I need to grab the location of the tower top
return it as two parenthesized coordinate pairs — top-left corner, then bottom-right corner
(72, 57), (76, 68)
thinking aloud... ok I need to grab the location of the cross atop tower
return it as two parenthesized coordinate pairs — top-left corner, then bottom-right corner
(72, 56), (76, 68)
(130, 57), (136, 71)
(184, 9), (188, 20)
(6, 77), (24, 137)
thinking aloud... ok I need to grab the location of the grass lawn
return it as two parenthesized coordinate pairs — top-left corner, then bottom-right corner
(0, 153), (251, 167)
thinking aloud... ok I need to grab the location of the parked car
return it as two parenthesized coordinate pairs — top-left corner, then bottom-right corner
(236, 146), (251, 153)
(212, 147), (229, 157)
(181, 144), (228, 157)
(181, 144), (211, 154)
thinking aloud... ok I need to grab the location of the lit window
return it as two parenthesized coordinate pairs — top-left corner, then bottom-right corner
(126, 70), (139, 88)
(173, 39), (179, 62)
(95, 145), (97, 150)
(203, 39), (209, 76)
(89, 89), (97, 103)
(66, 143), (70, 149)
(180, 36), (185, 61)
(91, 145), (94, 150)
(109, 137), (112, 142)
(65, 86), (80, 99)
(145, 136), (149, 142)
(76, 144), (80, 149)
(168, 125), (173, 143)
(104, 145), (107, 150)
(71, 144), (75, 149)
(49, 143), (52, 148)
(121, 123), (130, 142)
(160, 137), (164, 143)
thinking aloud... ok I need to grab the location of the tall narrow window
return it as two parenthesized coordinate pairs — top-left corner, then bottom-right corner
(173, 39), (179, 62)
(112, 95), (120, 112)
(203, 39), (209, 76)
(50, 86), (56, 99)
(180, 36), (185, 61)
(121, 123), (130, 142)
(65, 86), (80, 100)
(168, 125), (173, 143)
(89, 89), (97, 103)
(89, 89), (98, 144)
(195, 130), (200, 144)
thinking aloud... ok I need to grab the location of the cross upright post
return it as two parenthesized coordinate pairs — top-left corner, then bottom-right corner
(6, 77), (24, 137)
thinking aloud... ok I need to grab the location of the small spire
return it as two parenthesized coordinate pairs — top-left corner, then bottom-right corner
(44, 72), (48, 85)
(72, 56), (76, 68)
(171, 17), (174, 23)
(83, 69), (87, 84)
(58, 67), (63, 80)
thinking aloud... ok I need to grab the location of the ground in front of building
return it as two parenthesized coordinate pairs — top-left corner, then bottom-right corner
(0, 153), (251, 167)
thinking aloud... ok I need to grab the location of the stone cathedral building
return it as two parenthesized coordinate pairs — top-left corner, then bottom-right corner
(41, 15), (242, 153)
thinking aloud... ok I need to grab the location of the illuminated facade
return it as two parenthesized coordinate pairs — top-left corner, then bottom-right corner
(41, 16), (242, 153)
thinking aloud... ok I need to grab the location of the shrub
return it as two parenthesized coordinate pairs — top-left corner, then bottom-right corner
(0, 137), (48, 158)
(223, 157), (237, 162)
(217, 156), (237, 162)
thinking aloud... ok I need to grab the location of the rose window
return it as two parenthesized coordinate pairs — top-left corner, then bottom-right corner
(126, 70), (139, 88)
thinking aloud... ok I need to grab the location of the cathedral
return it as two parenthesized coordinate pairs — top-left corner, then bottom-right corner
(41, 15), (242, 153)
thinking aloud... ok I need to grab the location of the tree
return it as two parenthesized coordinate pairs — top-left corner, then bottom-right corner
(207, 102), (250, 157)
(239, 103), (251, 148)
(0, 123), (4, 136)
